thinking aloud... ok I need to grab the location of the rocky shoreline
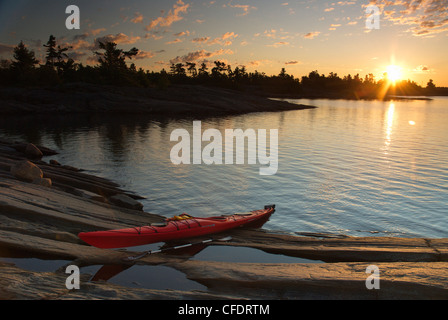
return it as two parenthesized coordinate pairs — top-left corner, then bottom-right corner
(0, 83), (316, 116)
(0, 139), (447, 300)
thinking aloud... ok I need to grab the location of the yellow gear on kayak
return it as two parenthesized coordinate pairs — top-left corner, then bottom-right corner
(167, 213), (193, 222)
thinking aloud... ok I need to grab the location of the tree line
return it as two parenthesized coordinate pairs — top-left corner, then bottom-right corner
(0, 35), (444, 98)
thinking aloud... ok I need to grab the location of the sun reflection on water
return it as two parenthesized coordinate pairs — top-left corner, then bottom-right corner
(385, 102), (395, 149)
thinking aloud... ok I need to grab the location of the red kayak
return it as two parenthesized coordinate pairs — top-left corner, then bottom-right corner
(78, 205), (275, 249)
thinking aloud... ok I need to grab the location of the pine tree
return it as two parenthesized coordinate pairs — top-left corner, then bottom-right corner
(11, 41), (39, 71)
(43, 35), (58, 68)
(94, 41), (138, 70)
(198, 63), (208, 76)
(186, 62), (197, 77)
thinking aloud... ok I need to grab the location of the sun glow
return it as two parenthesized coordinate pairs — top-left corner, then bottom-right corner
(386, 65), (402, 83)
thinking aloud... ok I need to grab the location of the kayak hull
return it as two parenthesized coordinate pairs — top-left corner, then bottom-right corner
(78, 205), (275, 249)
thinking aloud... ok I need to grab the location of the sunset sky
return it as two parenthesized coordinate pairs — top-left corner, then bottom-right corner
(0, 0), (447, 86)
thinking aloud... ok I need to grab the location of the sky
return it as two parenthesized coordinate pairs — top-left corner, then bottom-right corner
(0, 0), (447, 86)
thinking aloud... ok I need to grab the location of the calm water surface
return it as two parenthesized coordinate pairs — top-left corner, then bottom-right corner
(1, 97), (447, 238)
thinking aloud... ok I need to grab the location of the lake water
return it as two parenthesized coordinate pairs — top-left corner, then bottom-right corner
(1, 97), (447, 239)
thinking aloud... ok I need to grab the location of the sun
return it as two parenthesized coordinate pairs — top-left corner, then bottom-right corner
(386, 65), (402, 83)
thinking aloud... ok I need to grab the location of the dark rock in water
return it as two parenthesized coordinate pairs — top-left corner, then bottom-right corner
(109, 194), (144, 211)
(9, 141), (57, 157)
(10, 160), (43, 182)
(25, 143), (43, 159)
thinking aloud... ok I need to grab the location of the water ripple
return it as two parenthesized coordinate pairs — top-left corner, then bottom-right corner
(1, 98), (447, 238)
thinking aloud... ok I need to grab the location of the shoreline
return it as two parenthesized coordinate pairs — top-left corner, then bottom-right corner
(263, 92), (435, 101)
(0, 139), (447, 300)
(1, 82), (440, 119)
(0, 83), (316, 116)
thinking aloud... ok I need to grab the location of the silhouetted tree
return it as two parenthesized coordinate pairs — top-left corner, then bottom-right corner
(198, 63), (208, 75)
(0, 59), (11, 69)
(212, 61), (227, 78)
(226, 65), (233, 78)
(426, 79), (436, 90)
(364, 73), (375, 83)
(170, 63), (186, 76)
(425, 79), (437, 95)
(94, 41), (138, 71)
(233, 66), (246, 81)
(279, 68), (287, 78)
(43, 35), (73, 77)
(185, 62), (197, 77)
(4, 34), (447, 98)
(11, 41), (39, 72)
(43, 35), (58, 68)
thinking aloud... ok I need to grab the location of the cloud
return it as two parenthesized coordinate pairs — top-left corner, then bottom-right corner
(223, 1), (257, 16)
(247, 59), (271, 67)
(170, 48), (234, 64)
(174, 31), (190, 37)
(0, 43), (14, 55)
(262, 29), (292, 40)
(249, 60), (262, 66)
(367, 0), (448, 37)
(166, 38), (183, 44)
(192, 37), (211, 43)
(337, 1), (356, 5)
(303, 31), (321, 39)
(146, 0), (190, 31)
(221, 32), (238, 40)
(285, 61), (301, 65)
(73, 28), (106, 41)
(91, 28), (107, 36)
(69, 39), (94, 51)
(264, 29), (277, 38)
(134, 50), (156, 60)
(329, 23), (342, 30)
(192, 32), (238, 45)
(324, 7), (335, 12)
(267, 41), (290, 48)
(94, 33), (141, 48)
(86, 56), (98, 65)
(413, 65), (431, 72)
(208, 32), (238, 45)
(67, 51), (87, 61)
(145, 33), (164, 41)
(131, 12), (144, 24)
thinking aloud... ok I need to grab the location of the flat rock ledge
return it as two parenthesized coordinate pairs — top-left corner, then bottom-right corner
(0, 139), (447, 300)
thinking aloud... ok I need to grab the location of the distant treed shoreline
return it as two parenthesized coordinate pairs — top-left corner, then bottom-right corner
(1, 36), (446, 99)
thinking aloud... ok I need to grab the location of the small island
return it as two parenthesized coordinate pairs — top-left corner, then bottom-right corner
(1, 37), (445, 117)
